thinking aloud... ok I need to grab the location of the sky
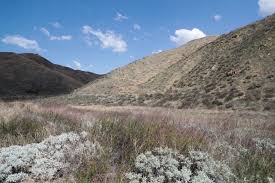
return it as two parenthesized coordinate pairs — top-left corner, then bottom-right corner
(0, 0), (275, 74)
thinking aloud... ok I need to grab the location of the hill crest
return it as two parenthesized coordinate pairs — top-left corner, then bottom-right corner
(0, 52), (100, 98)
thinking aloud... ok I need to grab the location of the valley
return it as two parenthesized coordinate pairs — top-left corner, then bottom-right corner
(0, 4), (274, 183)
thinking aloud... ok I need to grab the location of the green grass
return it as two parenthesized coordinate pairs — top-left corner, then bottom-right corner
(0, 116), (47, 147)
(76, 119), (209, 182)
(234, 150), (275, 183)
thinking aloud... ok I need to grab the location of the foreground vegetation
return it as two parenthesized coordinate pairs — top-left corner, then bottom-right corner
(0, 102), (274, 182)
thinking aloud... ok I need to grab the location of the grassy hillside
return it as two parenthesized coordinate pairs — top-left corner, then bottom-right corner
(72, 14), (275, 111)
(76, 36), (217, 95)
(156, 13), (275, 111)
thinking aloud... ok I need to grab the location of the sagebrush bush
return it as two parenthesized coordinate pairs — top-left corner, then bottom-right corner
(268, 177), (275, 183)
(0, 102), (274, 182)
(0, 132), (101, 182)
(125, 147), (235, 183)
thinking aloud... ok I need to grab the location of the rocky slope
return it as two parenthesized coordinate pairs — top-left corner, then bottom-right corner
(74, 14), (275, 111)
(0, 53), (100, 98)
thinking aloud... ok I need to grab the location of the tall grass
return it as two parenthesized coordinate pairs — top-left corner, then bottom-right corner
(0, 102), (274, 182)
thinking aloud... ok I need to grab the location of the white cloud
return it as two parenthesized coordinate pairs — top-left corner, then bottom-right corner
(66, 64), (72, 68)
(82, 27), (96, 46)
(73, 60), (81, 70)
(133, 24), (141, 30)
(50, 35), (72, 41)
(114, 12), (128, 21)
(2, 35), (42, 51)
(258, 0), (275, 16)
(70, 60), (94, 71)
(40, 27), (72, 41)
(40, 27), (50, 37)
(170, 28), (206, 45)
(87, 64), (94, 68)
(82, 25), (127, 53)
(213, 14), (222, 22)
(50, 22), (62, 28)
(82, 25), (93, 34)
(152, 50), (163, 54)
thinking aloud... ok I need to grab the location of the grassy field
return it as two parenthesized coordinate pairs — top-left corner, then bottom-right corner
(0, 101), (274, 182)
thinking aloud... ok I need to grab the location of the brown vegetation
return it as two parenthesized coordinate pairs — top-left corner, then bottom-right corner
(0, 52), (100, 98)
(0, 101), (274, 182)
(73, 14), (275, 112)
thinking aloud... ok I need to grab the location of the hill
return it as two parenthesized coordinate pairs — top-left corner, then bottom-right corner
(77, 36), (217, 96)
(160, 14), (275, 111)
(0, 53), (100, 98)
(73, 14), (275, 111)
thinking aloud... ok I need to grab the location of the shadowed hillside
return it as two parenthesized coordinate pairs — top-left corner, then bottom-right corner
(0, 53), (100, 98)
(73, 14), (275, 111)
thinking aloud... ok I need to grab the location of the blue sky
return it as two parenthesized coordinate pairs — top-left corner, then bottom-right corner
(0, 0), (274, 74)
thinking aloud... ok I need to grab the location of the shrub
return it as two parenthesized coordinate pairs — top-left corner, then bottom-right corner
(268, 177), (275, 183)
(0, 132), (101, 182)
(125, 147), (235, 183)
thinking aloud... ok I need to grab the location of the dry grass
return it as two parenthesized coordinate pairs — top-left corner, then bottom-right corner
(76, 37), (217, 96)
(0, 101), (274, 182)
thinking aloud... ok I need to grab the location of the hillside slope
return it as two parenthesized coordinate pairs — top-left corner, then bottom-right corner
(0, 53), (100, 98)
(73, 14), (275, 111)
(158, 14), (275, 111)
(77, 36), (217, 95)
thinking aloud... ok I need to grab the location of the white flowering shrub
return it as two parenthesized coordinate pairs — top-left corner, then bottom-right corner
(268, 177), (275, 183)
(252, 138), (275, 154)
(0, 132), (101, 182)
(125, 147), (235, 183)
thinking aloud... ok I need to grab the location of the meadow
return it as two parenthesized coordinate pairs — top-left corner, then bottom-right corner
(0, 101), (274, 182)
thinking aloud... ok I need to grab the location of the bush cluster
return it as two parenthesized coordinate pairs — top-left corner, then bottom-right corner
(126, 147), (235, 183)
(0, 132), (101, 182)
